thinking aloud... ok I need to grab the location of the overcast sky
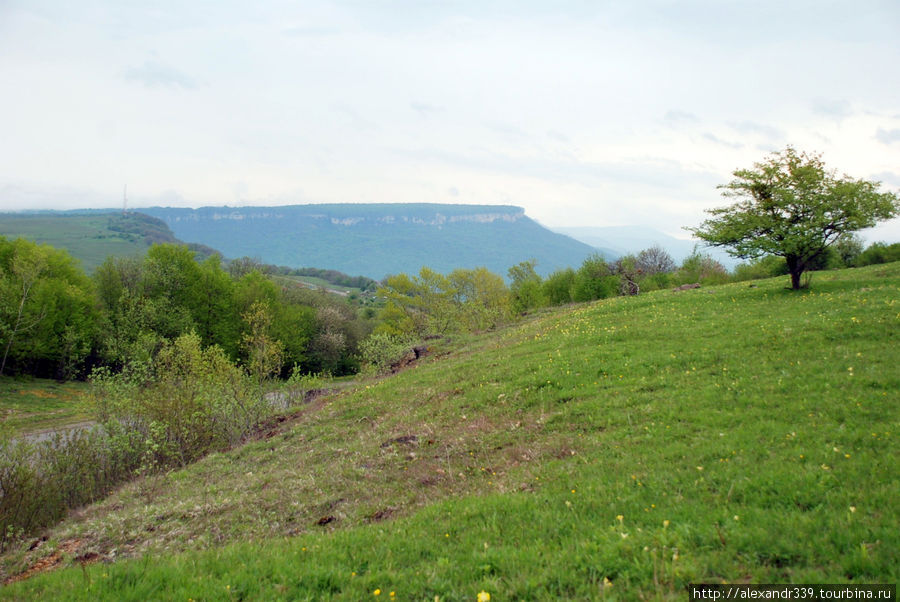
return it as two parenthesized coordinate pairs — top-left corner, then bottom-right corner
(2, 0), (899, 240)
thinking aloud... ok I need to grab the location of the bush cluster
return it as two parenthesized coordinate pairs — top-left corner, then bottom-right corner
(0, 427), (142, 552)
(0, 332), (287, 550)
(358, 333), (417, 375)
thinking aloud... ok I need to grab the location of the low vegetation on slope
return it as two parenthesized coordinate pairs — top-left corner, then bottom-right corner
(2, 264), (898, 599)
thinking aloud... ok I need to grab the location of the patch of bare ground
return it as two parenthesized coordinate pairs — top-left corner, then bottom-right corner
(2, 539), (87, 586)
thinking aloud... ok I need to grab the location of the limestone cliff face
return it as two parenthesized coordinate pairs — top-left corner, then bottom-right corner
(140, 204), (599, 279)
(166, 206), (526, 228)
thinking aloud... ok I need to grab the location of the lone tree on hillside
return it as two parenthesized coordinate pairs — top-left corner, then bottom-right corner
(688, 147), (899, 289)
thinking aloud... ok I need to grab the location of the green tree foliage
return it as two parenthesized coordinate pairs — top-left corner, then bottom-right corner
(689, 147), (900, 289)
(89, 244), (357, 378)
(141, 244), (205, 338)
(508, 260), (546, 314)
(271, 293), (316, 374)
(93, 332), (264, 468)
(241, 301), (285, 386)
(674, 249), (729, 286)
(542, 268), (576, 306)
(358, 332), (415, 375)
(94, 255), (169, 368)
(855, 241), (900, 266)
(572, 254), (618, 302)
(0, 237), (99, 378)
(448, 267), (510, 331)
(732, 255), (789, 282)
(195, 255), (240, 357)
(377, 266), (511, 336)
(831, 233), (865, 268)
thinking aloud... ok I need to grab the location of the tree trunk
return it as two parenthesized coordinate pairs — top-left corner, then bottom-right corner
(0, 288), (29, 375)
(785, 255), (804, 290)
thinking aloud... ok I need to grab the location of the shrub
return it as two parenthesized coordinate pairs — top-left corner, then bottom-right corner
(280, 367), (331, 407)
(359, 333), (416, 375)
(0, 427), (142, 552)
(93, 332), (263, 468)
(543, 269), (575, 306)
(733, 256), (789, 281)
(508, 260), (546, 314)
(674, 250), (729, 286)
(573, 255), (618, 302)
(640, 272), (673, 291)
(856, 242), (900, 266)
(0, 334), (285, 548)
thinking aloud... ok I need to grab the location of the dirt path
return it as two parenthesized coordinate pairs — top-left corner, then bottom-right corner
(17, 420), (98, 444)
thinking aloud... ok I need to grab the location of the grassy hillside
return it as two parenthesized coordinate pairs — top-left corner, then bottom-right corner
(0, 212), (215, 272)
(3, 264), (898, 599)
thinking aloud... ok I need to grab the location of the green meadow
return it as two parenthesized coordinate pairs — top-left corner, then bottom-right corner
(2, 264), (898, 600)
(0, 378), (91, 437)
(0, 214), (146, 273)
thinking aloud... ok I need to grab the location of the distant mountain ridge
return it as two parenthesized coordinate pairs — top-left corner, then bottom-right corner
(140, 203), (604, 279)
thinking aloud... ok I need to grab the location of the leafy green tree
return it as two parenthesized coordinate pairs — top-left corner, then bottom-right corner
(195, 255), (240, 358)
(542, 268), (576, 306)
(856, 242), (900, 266)
(377, 268), (455, 336)
(233, 270), (280, 314)
(272, 301), (316, 374)
(831, 233), (865, 267)
(572, 254), (618, 302)
(0, 238), (100, 378)
(139, 244), (204, 338)
(94, 255), (142, 319)
(377, 273), (429, 336)
(689, 147), (900, 289)
(508, 260), (545, 314)
(0, 239), (49, 375)
(448, 267), (510, 331)
(415, 267), (456, 334)
(241, 301), (284, 386)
